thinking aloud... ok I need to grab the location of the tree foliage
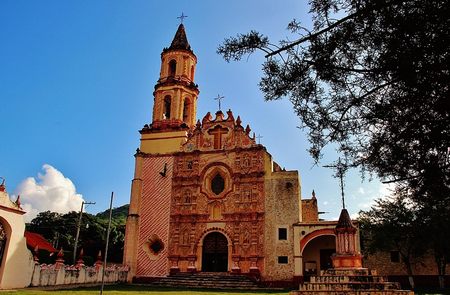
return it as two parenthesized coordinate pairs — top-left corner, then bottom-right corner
(359, 183), (450, 288)
(217, 0), (449, 184)
(358, 186), (426, 288)
(26, 205), (128, 264)
(218, 0), (450, 283)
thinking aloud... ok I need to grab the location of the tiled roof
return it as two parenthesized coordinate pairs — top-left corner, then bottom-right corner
(336, 208), (355, 229)
(169, 24), (191, 51)
(24, 231), (57, 252)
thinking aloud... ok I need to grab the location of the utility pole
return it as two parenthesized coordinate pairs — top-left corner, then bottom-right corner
(100, 192), (114, 295)
(73, 201), (95, 264)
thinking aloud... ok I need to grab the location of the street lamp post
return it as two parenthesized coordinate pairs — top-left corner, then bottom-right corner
(73, 201), (95, 264)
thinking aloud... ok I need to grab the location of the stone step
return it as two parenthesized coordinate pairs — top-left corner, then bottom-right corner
(156, 279), (256, 286)
(321, 268), (372, 276)
(151, 283), (262, 290)
(294, 269), (413, 294)
(170, 275), (253, 281)
(300, 281), (401, 291)
(136, 273), (262, 290)
(291, 290), (414, 295)
(162, 278), (255, 284)
(310, 275), (387, 283)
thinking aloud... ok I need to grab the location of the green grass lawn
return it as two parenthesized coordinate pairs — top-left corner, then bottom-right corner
(0, 285), (289, 295)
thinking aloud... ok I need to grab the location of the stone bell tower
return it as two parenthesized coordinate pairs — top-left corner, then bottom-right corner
(123, 24), (199, 280)
(152, 23), (199, 131)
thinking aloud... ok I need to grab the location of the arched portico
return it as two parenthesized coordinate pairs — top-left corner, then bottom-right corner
(301, 231), (336, 277)
(196, 228), (232, 272)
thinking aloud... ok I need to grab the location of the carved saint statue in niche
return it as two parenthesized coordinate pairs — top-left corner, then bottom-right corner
(184, 191), (191, 204)
(181, 230), (190, 245)
(243, 154), (251, 168)
(209, 201), (223, 220)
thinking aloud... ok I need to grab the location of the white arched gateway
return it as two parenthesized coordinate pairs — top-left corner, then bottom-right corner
(0, 182), (34, 289)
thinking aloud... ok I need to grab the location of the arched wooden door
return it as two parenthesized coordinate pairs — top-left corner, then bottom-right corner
(201, 232), (228, 272)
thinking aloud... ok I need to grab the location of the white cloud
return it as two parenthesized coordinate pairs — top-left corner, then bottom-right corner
(357, 187), (365, 195)
(357, 200), (374, 210)
(350, 212), (360, 219)
(354, 182), (395, 213)
(15, 164), (84, 222)
(378, 182), (394, 198)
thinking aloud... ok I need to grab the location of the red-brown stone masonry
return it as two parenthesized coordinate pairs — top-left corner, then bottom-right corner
(301, 199), (318, 222)
(136, 156), (173, 277)
(168, 149), (266, 273)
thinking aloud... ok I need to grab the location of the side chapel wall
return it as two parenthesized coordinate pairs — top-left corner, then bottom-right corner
(264, 155), (301, 281)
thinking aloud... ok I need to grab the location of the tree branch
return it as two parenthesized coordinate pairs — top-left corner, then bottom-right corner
(304, 59), (380, 73)
(327, 80), (397, 140)
(266, 11), (360, 58)
(266, 0), (402, 58)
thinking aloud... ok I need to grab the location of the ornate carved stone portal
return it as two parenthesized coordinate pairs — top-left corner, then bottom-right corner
(168, 110), (265, 274)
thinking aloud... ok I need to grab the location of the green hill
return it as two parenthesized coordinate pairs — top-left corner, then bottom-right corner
(96, 204), (129, 225)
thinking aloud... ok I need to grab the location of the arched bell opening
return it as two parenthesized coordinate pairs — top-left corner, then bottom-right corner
(163, 95), (171, 119)
(182, 97), (192, 125)
(168, 59), (177, 77)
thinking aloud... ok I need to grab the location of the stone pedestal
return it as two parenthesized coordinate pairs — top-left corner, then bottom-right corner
(169, 267), (180, 275)
(331, 253), (363, 268)
(187, 255), (197, 273)
(231, 256), (241, 274)
(168, 255), (180, 274)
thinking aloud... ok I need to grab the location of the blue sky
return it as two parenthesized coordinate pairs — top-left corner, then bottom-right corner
(0, 1), (388, 220)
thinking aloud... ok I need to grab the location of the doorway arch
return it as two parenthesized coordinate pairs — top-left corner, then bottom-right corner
(200, 231), (229, 272)
(302, 234), (336, 276)
(0, 218), (11, 283)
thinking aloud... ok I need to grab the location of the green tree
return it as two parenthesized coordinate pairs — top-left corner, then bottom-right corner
(359, 186), (426, 289)
(218, 0), (449, 182)
(218, 0), (450, 285)
(27, 208), (126, 265)
(414, 164), (450, 289)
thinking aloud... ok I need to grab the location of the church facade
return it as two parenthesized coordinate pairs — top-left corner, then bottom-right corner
(123, 24), (351, 285)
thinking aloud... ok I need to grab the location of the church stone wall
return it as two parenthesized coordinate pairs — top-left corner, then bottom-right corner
(136, 156), (173, 277)
(301, 198), (318, 222)
(364, 250), (450, 276)
(264, 168), (301, 282)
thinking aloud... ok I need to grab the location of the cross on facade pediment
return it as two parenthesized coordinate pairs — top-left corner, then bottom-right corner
(208, 125), (229, 149)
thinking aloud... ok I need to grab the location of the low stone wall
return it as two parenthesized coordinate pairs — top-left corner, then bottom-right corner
(30, 263), (129, 287)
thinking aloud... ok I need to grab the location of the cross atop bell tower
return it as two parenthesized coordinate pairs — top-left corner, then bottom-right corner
(150, 23), (199, 131)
